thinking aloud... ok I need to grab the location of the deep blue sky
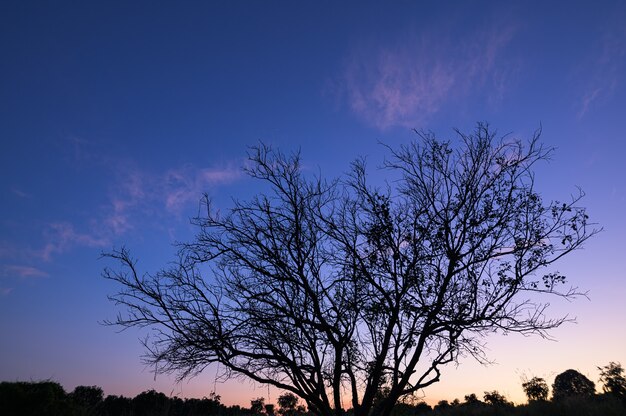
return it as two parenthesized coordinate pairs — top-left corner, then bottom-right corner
(1, 0), (625, 407)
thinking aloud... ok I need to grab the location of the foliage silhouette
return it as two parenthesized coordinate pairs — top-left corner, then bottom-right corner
(104, 123), (598, 416)
(463, 393), (481, 405)
(598, 362), (626, 397)
(72, 385), (104, 414)
(552, 369), (596, 400)
(521, 376), (549, 402)
(102, 395), (133, 416)
(433, 400), (451, 411)
(2, 378), (626, 415)
(251, 397), (266, 415)
(278, 392), (305, 416)
(0, 380), (74, 416)
(482, 391), (511, 407)
(277, 392), (298, 411)
(132, 389), (171, 416)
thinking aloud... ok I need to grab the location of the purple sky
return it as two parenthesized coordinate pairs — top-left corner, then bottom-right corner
(1, 0), (625, 407)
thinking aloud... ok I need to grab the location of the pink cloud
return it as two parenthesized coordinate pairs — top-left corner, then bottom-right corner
(105, 209), (133, 235)
(163, 166), (240, 214)
(40, 222), (109, 261)
(340, 24), (516, 130)
(2, 265), (49, 279)
(102, 163), (241, 235)
(0, 265), (48, 296)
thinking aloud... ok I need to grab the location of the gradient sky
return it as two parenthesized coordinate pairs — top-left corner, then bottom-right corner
(1, 0), (625, 408)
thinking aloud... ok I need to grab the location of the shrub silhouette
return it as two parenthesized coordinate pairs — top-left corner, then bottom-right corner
(251, 397), (266, 415)
(598, 362), (626, 397)
(522, 377), (549, 402)
(71, 385), (104, 414)
(463, 393), (482, 405)
(482, 390), (511, 407)
(132, 389), (170, 416)
(0, 380), (74, 416)
(552, 369), (595, 400)
(102, 395), (132, 416)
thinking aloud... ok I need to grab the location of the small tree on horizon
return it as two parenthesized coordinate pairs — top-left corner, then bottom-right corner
(483, 390), (511, 407)
(463, 393), (482, 406)
(278, 392), (298, 415)
(598, 362), (626, 397)
(105, 123), (597, 416)
(71, 385), (104, 414)
(250, 398), (266, 415)
(522, 376), (549, 402)
(552, 369), (596, 401)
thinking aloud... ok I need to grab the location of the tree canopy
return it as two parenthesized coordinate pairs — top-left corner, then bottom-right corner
(552, 369), (596, 400)
(105, 123), (597, 416)
(522, 376), (549, 402)
(598, 362), (626, 397)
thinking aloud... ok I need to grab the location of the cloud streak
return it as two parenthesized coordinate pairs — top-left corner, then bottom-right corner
(2, 265), (49, 279)
(340, 23), (516, 130)
(0, 160), (240, 286)
(577, 11), (626, 117)
(8, 161), (243, 266)
(0, 265), (49, 296)
(103, 163), (241, 238)
(40, 222), (109, 261)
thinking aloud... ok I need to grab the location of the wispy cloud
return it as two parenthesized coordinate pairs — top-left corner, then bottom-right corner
(6, 138), (243, 266)
(102, 163), (241, 237)
(338, 23), (516, 130)
(11, 188), (32, 199)
(0, 265), (49, 296)
(40, 222), (109, 261)
(163, 166), (240, 214)
(577, 7), (626, 117)
(2, 265), (49, 279)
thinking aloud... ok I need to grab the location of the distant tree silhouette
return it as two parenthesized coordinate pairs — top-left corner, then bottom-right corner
(181, 396), (225, 416)
(251, 397), (266, 415)
(433, 400), (450, 411)
(482, 390), (511, 406)
(102, 394), (132, 416)
(598, 362), (626, 397)
(278, 392), (301, 416)
(463, 393), (481, 405)
(390, 401), (431, 416)
(522, 376), (549, 402)
(411, 401), (432, 414)
(133, 389), (170, 416)
(105, 123), (598, 416)
(0, 380), (74, 416)
(71, 385), (104, 414)
(552, 369), (596, 400)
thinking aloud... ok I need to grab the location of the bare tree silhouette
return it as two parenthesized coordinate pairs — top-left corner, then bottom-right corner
(104, 123), (597, 416)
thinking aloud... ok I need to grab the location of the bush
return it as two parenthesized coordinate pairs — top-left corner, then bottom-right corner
(552, 369), (595, 401)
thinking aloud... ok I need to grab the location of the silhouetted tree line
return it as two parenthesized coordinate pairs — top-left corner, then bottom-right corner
(1, 363), (624, 416)
(0, 383), (238, 416)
